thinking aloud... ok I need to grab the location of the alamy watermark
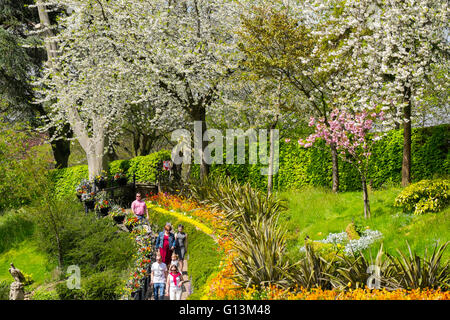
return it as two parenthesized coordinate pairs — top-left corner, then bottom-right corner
(366, 265), (381, 289)
(66, 265), (81, 290)
(171, 121), (279, 175)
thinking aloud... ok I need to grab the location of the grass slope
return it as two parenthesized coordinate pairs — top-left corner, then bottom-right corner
(0, 211), (56, 291)
(0, 239), (56, 289)
(279, 186), (450, 261)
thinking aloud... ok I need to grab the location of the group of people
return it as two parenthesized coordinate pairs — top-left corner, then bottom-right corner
(131, 193), (188, 300)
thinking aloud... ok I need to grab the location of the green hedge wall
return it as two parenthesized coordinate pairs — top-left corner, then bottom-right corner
(50, 165), (89, 199)
(193, 124), (449, 192)
(52, 150), (171, 199)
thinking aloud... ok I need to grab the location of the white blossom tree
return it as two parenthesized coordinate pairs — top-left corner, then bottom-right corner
(122, 0), (243, 179)
(302, 0), (449, 186)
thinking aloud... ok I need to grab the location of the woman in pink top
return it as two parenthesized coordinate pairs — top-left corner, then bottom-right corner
(131, 193), (148, 221)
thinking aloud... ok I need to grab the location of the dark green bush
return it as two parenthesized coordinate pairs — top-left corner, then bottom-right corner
(0, 281), (10, 300)
(82, 270), (122, 300)
(62, 212), (135, 275)
(394, 179), (450, 215)
(55, 282), (85, 300)
(30, 198), (134, 274)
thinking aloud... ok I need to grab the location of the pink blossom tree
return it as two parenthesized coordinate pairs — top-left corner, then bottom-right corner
(299, 108), (384, 219)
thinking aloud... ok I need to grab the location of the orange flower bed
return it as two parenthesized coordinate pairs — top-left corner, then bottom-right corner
(146, 192), (226, 232)
(236, 285), (450, 300)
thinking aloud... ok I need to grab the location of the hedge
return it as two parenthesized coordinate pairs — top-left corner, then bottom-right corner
(192, 124), (449, 192)
(51, 150), (171, 199)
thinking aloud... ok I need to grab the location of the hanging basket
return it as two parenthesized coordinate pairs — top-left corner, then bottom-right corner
(84, 200), (95, 210)
(99, 207), (110, 216)
(113, 215), (126, 224)
(115, 177), (127, 186)
(96, 180), (107, 190)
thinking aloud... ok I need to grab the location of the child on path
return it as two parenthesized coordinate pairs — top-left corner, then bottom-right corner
(165, 265), (183, 300)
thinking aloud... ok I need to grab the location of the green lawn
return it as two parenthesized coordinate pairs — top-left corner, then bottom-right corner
(278, 186), (450, 262)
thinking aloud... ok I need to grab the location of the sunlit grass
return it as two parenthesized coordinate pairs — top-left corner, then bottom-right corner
(279, 186), (450, 261)
(0, 239), (56, 289)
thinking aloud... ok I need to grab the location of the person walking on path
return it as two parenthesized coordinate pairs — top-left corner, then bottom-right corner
(131, 193), (149, 221)
(165, 265), (183, 300)
(156, 223), (176, 266)
(150, 253), (167, 300)
(174, 224), (187, 276)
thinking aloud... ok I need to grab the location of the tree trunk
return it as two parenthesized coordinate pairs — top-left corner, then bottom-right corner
(362, 175), (371, 219)
(330, 143), (340, 193)
(193, 107), (209, 180)
(87, 152), (103, 181)
(402, 92), (412, 187)
(267, 118), (278, 195)
(36, 0), (58, 65)
(47, 124), (72, 168)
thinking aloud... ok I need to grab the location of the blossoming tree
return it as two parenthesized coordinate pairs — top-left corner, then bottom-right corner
(303, 0), (449, 186)
(300, 108), (385, 219)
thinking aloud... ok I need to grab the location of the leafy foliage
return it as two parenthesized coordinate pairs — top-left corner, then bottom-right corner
(126, 150), (171, 183)
(0, 121), (54, 211)
(50, 165), (89, 200)
(0, 209), (34, 253)
(31, 288), (59, 300)
(385, 242), (450, 290)
(195, 125), (448, 192)
(394, 179), (450, 215)
(82, 270), (123, 300)
(0, 280), (9, 300)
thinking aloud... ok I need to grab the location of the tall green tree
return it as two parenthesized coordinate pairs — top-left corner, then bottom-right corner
(237, 4), (342, 192)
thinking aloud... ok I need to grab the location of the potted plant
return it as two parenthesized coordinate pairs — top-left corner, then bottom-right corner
(125, 215), (139, 232)
(81, 192), (96, 209)
(94, 171), (108, 190)
(109, 204), (127, 224)
(75, 179), (90, 201)
(95, 199), (110, 216)
(113, 169), (127, 186)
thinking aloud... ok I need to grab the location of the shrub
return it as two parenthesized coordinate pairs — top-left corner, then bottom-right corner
(0, 122), (54, 211)
(0, 281), (10, 300)
(345, 222), (360, 240)
(31, 288), (59, 300)
(63, 212), (135, 275)
(394, 179), (450, 215)
(55, 282), (85, 300)
(127, 149), (171, 183)
(108, 160), (130, 179)
(82, 270), (123, 300)
(51, 149), (171, 199)
(50, 165), (89, 200)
